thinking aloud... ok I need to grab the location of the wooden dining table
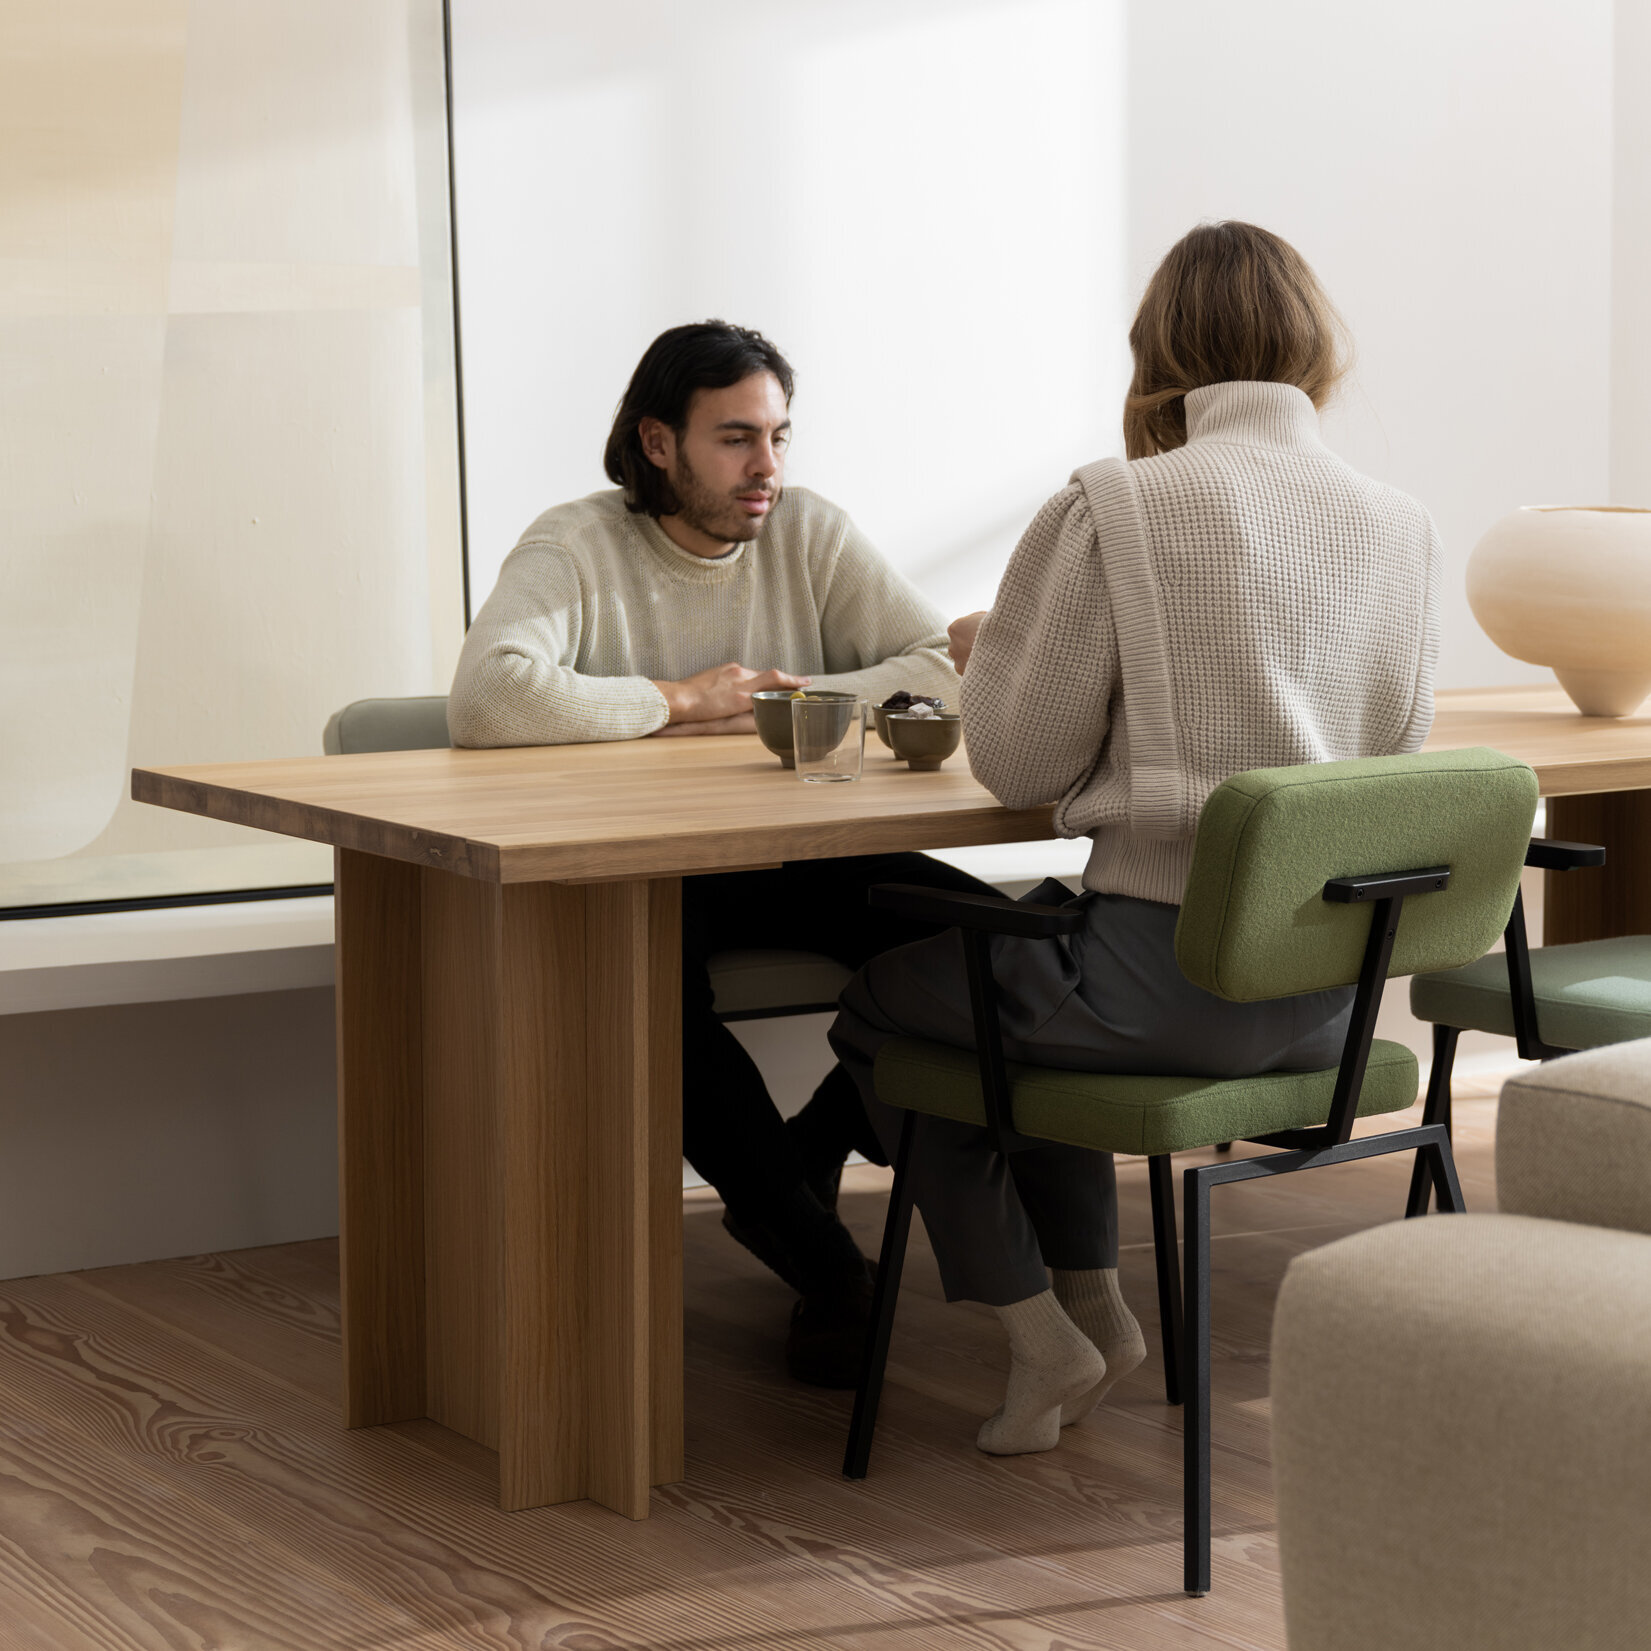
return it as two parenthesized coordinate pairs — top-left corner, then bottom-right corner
(130, 682), (1651, 1518)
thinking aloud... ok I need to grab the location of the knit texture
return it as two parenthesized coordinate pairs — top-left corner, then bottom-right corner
(960, 382), (1441, 904)
(977, 1290), (1105, 1456)
(449, 487), (957, 747)
(1051, 1267), (1146, 1426)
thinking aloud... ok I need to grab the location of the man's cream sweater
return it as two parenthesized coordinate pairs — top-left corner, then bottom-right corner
(448, 487), (957, 747)
(961, 381), (1440, 905)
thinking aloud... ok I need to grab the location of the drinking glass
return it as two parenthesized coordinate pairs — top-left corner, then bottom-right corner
(791, 697), (866, 783)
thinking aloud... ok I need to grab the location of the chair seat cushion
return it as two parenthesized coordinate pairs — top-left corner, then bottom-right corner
(872, 1037), (1418, 1155)
(709, 949), (854, 1017)
(1409, 936), (1651, 1050)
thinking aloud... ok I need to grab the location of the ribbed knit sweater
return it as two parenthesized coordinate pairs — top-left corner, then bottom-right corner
(961, 381), (1441, 905)
(448, 487), (957, 747)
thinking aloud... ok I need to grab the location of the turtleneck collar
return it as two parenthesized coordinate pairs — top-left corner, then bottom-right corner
(1183, 381), (1326, 452)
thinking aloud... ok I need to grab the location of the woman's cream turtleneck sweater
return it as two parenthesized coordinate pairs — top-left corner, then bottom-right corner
(961, 381), (1441, 905)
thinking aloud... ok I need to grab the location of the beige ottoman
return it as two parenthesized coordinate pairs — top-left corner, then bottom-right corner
(1270, 1040), (1651, 1650)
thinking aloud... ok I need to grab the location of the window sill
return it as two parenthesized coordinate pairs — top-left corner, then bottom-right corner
(0, 897), (335, 1016)
(0, 840), (1094, 1018)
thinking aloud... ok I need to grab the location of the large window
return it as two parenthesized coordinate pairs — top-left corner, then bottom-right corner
(0, 0), (464, 912)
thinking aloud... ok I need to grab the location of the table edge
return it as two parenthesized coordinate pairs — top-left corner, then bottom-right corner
(132, 766), (1058, 883)
(131, 766), (500, 880)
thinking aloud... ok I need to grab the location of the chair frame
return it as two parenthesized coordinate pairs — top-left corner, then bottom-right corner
(842, 867), (1468, 1597)
(1405, 837), (1605, 1216)
(717, 998), (845, 1023)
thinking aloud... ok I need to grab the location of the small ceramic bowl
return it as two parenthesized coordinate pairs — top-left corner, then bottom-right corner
(751, 689), (858, 768)
(886, 711), (962, 770)
(874, 700), (947, 748)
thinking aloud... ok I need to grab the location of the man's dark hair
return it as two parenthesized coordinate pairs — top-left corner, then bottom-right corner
(603, 321), (795, 516)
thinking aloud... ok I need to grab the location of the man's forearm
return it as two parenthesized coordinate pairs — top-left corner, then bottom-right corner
(810, 645), (960, 710)
(448, 653), (670, 747)
(650, 678), (693, 724)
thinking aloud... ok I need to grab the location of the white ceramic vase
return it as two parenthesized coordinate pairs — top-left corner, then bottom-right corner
(1466, 506), (1651, 717)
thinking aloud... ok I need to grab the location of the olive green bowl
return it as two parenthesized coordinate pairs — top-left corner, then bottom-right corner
(751, 689), (858, 768)
(886, 711), (962, 770)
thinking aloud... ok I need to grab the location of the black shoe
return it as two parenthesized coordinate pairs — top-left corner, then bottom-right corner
(784, 1265), (876, 1389)
(721, 1208), (807, 1293)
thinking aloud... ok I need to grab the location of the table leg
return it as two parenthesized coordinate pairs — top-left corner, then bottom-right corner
(335, 848), (426, 1427)
(415, 866), (683, 1516)
(647, 878), (686, 1487)
(1545, 792), (1651, 943)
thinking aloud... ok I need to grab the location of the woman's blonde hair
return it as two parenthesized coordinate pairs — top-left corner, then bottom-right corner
(1123, 221), (1350, 459)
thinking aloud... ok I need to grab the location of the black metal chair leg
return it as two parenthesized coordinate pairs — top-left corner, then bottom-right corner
(1147, 1155), (1183, 1406)
(1425, 1131), (1467, 1215)
(1183, 1164), (1213, 1597)
(1406, 1024), (1460, 1218)
(843, 1110), (919, 1480)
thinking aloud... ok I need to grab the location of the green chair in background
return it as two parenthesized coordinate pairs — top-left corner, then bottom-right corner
(322, 695), (855, 1020)
(841, 747), (1539, 1597)
(1403, 837), (1651, 1214)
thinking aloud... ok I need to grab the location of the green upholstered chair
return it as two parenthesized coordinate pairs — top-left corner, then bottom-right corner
(322, 695), (854, 1020)
(1403, 838), (1651, 1215)
(841, 747), (1540, 1597)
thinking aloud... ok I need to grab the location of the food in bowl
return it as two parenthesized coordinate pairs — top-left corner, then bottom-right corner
(874, 690), (946, 748)
(751, 687), (857, 768)
(886, 710), (962, 770)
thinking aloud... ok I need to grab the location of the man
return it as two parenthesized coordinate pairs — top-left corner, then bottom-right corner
(449, 321), (992, 1384)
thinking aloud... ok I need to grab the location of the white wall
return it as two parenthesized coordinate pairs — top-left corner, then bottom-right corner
(0, 990), (338, 1279)
(1125, 0), (1615, 690)
(1613, 0), (1651, 508)
(452, 0), (1127, 622)
(455, 0), (1621, 695)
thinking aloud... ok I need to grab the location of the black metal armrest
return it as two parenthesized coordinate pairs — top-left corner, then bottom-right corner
(868, 883), (1083, 939)
(1525, 837), (1606, 871)
(1323, 867), (1450, 903)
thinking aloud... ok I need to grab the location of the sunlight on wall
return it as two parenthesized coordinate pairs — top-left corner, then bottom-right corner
(454, 0), (1126, 624)
(0, 0), (463, 906)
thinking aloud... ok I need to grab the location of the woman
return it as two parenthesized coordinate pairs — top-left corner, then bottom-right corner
(828, 222), (1440, 1455)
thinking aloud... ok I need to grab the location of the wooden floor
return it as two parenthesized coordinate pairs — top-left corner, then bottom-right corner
(0, 1077), (1505, 1651)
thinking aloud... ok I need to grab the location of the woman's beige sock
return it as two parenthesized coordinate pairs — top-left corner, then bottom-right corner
(1052, 1267), (1146, 1426)
(976, 1290), (1106, 1456)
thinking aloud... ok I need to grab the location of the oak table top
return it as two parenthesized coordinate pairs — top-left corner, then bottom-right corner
(131, 733), (1057, 884)
(1421, 683), (1651, 795)
(130, 683), (1651, 885)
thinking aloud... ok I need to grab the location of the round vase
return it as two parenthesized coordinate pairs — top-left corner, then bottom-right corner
(1466, 506), (1651, 717)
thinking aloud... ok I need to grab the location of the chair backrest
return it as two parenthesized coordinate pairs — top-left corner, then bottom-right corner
(323, 696), (452, 755)
(1175, 748), (1537, 1002)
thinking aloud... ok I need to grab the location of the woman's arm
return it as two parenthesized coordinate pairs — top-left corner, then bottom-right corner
(961, 486), (1119, 811)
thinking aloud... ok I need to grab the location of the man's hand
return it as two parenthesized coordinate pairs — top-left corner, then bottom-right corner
(650, 712), (757, 738)
(651, 662), (811, 725)
(947, 611), (989, 674)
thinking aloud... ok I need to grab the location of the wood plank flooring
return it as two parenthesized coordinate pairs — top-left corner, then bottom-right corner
(0, 1076), (1504, 1651)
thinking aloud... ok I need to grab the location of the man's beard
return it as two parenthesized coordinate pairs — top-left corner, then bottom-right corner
(670, 451), (777, 545)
